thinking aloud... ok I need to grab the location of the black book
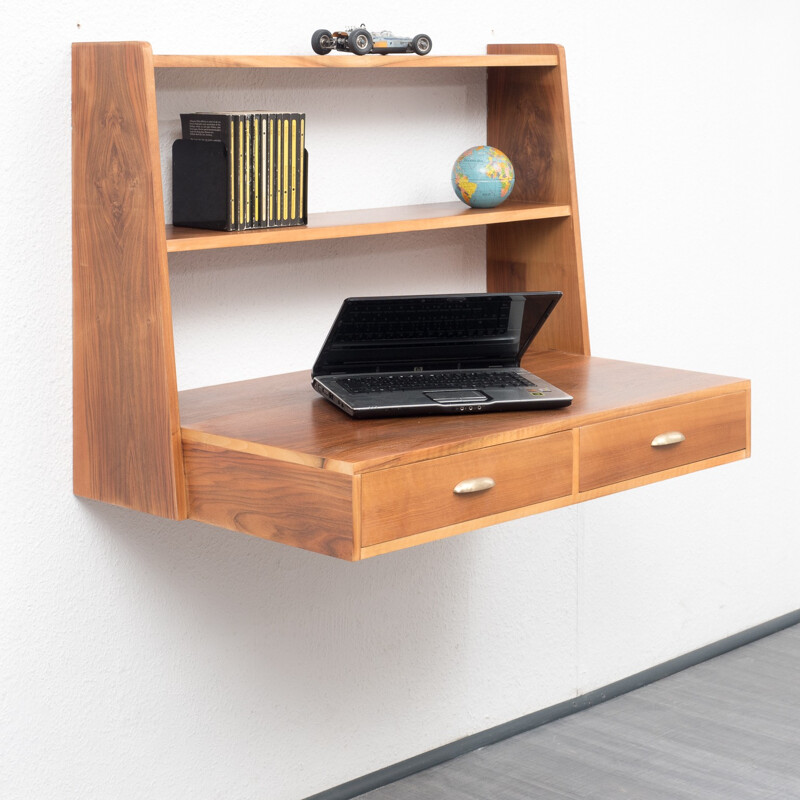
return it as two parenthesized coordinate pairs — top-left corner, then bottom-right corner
(172, 139), (229, 230)
(179, 113), (236, 230)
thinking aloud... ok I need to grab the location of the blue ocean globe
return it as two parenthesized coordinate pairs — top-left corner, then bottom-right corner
(451, 145), (515, 208)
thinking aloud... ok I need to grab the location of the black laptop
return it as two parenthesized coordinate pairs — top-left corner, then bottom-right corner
(310, 292), (572, 418)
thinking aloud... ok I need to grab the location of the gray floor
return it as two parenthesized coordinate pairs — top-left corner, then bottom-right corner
(355, 623), (800, 800)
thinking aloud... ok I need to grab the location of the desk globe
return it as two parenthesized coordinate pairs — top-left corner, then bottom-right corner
(451, 145), (515, 208)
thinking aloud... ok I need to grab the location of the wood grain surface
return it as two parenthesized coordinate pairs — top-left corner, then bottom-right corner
(179, 352), (749, 475)
(166, 201), (572, 252)
(73, 42), (186, 518)
(579, 392), (748, 492)
(152, 53), (559, 69)
(183, 441), (356, 560)
(486, 44), (589, 356)
(360, 432), (573, 546)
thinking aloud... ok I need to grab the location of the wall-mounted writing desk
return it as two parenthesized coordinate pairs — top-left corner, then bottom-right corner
(72, 42), (750, 560)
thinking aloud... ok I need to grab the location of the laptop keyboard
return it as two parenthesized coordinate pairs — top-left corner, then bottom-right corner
(338, 371), (535, 394)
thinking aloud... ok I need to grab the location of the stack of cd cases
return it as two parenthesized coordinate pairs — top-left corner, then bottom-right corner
(173, 111), (307, 231)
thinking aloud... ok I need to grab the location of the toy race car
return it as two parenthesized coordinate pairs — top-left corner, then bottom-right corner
(311, 26), (432, 56)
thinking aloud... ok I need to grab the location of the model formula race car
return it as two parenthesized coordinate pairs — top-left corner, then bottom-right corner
(311, 26), (432, 56)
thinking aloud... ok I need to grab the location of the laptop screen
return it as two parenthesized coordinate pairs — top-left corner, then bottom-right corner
(311, 292), (561, 376)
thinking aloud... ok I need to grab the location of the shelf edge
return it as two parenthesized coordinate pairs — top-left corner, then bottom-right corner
(166, 203), (572, 253)
(153, 53), (559, 69)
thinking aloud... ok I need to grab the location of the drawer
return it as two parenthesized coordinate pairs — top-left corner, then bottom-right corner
(360, 432), (573, 546)
(579, 392), (748, 492)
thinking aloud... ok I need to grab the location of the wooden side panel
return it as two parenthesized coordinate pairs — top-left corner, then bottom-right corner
(487, 218), (587, 354)
(486, 44), (590, 355)
(73, 42), (186, 518)
(183, 441), (356, 560)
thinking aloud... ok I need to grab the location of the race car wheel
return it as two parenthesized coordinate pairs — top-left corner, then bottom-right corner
(412, 34), (432, 56)
(311, 29), (333, 55)
(411, 34), (432, 55)
(348, 28), (373, 55)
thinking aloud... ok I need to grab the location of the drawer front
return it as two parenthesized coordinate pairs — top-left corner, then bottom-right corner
(579, 392), (748, 492)
(360, 432), (573, 546)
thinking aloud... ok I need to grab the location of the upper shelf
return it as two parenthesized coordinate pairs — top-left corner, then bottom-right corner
(166, 201), (572, 253)
(152, 53), (559, 69)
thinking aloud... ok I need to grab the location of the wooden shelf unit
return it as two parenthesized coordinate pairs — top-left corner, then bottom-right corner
(72, 41), (750, 559)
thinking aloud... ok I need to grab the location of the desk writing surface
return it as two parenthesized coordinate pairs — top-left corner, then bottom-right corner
(178, 352), (748, 474)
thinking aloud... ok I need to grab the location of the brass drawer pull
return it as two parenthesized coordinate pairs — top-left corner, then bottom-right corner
(651, 431), (686, 447)
(453, 476), (496, 495)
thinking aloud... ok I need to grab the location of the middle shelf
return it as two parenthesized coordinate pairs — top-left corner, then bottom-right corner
(165, 200), (572, 252)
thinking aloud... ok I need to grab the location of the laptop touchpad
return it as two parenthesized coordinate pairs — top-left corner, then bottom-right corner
(425, 390), (489, 404)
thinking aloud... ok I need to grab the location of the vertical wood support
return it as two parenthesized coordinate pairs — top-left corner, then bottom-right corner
(486, 44), (590, 355)
(73, 42), (187, 518)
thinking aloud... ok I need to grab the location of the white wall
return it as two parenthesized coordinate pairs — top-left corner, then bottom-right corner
(2, 2), (798, 798)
